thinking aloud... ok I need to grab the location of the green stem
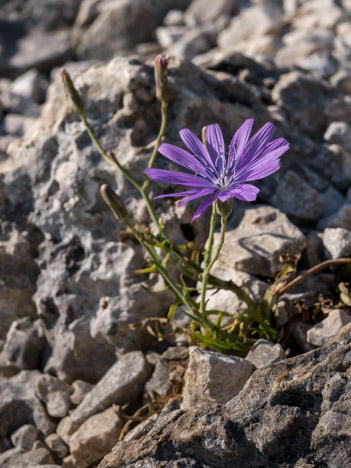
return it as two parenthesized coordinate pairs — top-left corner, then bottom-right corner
(207, 213), (227, 273)
(200, 202), (217, 315)
(143, 101), (168, 192)
(80, 113), (162, 232)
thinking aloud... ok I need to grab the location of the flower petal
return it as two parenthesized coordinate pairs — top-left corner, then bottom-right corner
(177, 188), (216, 207)
(191, 192), (219, 221)
(158, 143), (207, 177)
(235, 122), (276, 173)
(154, 189), (200, 199)
(179, 128), (214, 168)
(228, 119), (254, 169)
(219, 184), (260, 202)
(144, 168), (214, 188)
(206, 124), (225, 166)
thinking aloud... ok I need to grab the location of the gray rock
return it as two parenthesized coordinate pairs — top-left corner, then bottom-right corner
(245, 339), (285, 369)
(145, 358), (172, 399)
(310, 144), (351, 191)
(57, 351), (150, 442)
(272, 71), (350, 139)
(123, 413), (158, 442)
(215, 206), (305, 277)
(167, 25), (215, 60)
(324, 121), (351, 150)
(319, 185), (345, 218)
(292, 321), (316, 353)
(69, 406), (123, 468)
(218, 5), (283, 51)
(0, 371), (55, 439)
(330, 70), (351, 95)
(99, 324), (351, 468)
(323, 227), (351, 259)
(1, 318), (46, 370)
(11, 69), (49, 104)
(163, 9), (185, 27)
(272, 170), (321, 222)
(70, 380), (94, 406)
(182, 347), (254, 407)
(10, 424), (38, 451)
(35, 374), (72, 418)
(76, 0), (190, 60)
(44, 433), (68, 459)
(307, 309), (351, 347)
(2, 113), (37, 136)
(184, 0), (237, 26)
(318, 203), (351, 230)
(156, 25), (188, 49)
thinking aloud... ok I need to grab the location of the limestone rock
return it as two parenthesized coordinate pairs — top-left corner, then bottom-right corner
(35, 374), (72, 418)
(70, 380), (94, 406)
(0, 317), (46, 370)
(10, 424), (38, 451)
(307, 309), (351, 347)
(272, 170), (321, 222)
(245, 339), (285, 369)
(0, 371), (55, 440)
(182, 347), (254, 408)
(216, 206), (305, 277)
(44, 433), (68, 459)
(69, 407), (123, 468)
(99, 324), (351, 468)
(323, 227), (351, 259)
(57, 351), (149, 442)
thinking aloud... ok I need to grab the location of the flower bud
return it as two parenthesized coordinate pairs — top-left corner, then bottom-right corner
(60, 68), (85, 114)
(100, 184), (129, 224)
(154, 55), (168, 103)
(217, 199), (232, 219)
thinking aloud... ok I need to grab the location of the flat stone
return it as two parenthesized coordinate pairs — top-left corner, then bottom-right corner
(10, 424), (38, 451)
(123, 414), (158, 442)
(307, 310), (351, 347)
(35, 374), (72, 418)
(182, 347), (254, 408)
(145, 358), (172, 399)
(57, 351), (149, 442)
(215, 206), (305, 277)
(245, 339), (285, 369)
(323, 227), (351, 259)
(184, 0), (236, 26)
(69, 406), (123, 468)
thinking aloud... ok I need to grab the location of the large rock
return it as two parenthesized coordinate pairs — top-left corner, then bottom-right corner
(99, 324), (351, 467)
(215, 206), (305, 277)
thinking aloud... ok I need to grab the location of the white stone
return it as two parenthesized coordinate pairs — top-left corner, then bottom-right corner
(307, 310), (351, 347)
(245, 339), (285, 369)
(323, 228), (351, 259)
(182, 347), (254, 408)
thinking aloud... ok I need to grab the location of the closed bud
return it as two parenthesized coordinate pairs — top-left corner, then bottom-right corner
(154, 55), (168, 103)
(100, 184), (129, 224)
(60, 68), (85, 114)
(217, 199), (232, 219)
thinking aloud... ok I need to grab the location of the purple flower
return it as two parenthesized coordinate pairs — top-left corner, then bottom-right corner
(144, 119), (289, 221)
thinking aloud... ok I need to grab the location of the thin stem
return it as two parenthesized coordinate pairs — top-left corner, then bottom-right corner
(207, 213), (227, 273)
(277, 258), (351, 297)
(80, 114), (162, 232)
(143, 101), (168, 193)
(200, 202), (217, 315)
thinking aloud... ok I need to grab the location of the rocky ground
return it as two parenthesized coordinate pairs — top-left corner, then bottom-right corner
(1, 0), (351, 467)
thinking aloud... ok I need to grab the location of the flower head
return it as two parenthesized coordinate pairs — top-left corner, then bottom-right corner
(144, 120), (289, 221)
